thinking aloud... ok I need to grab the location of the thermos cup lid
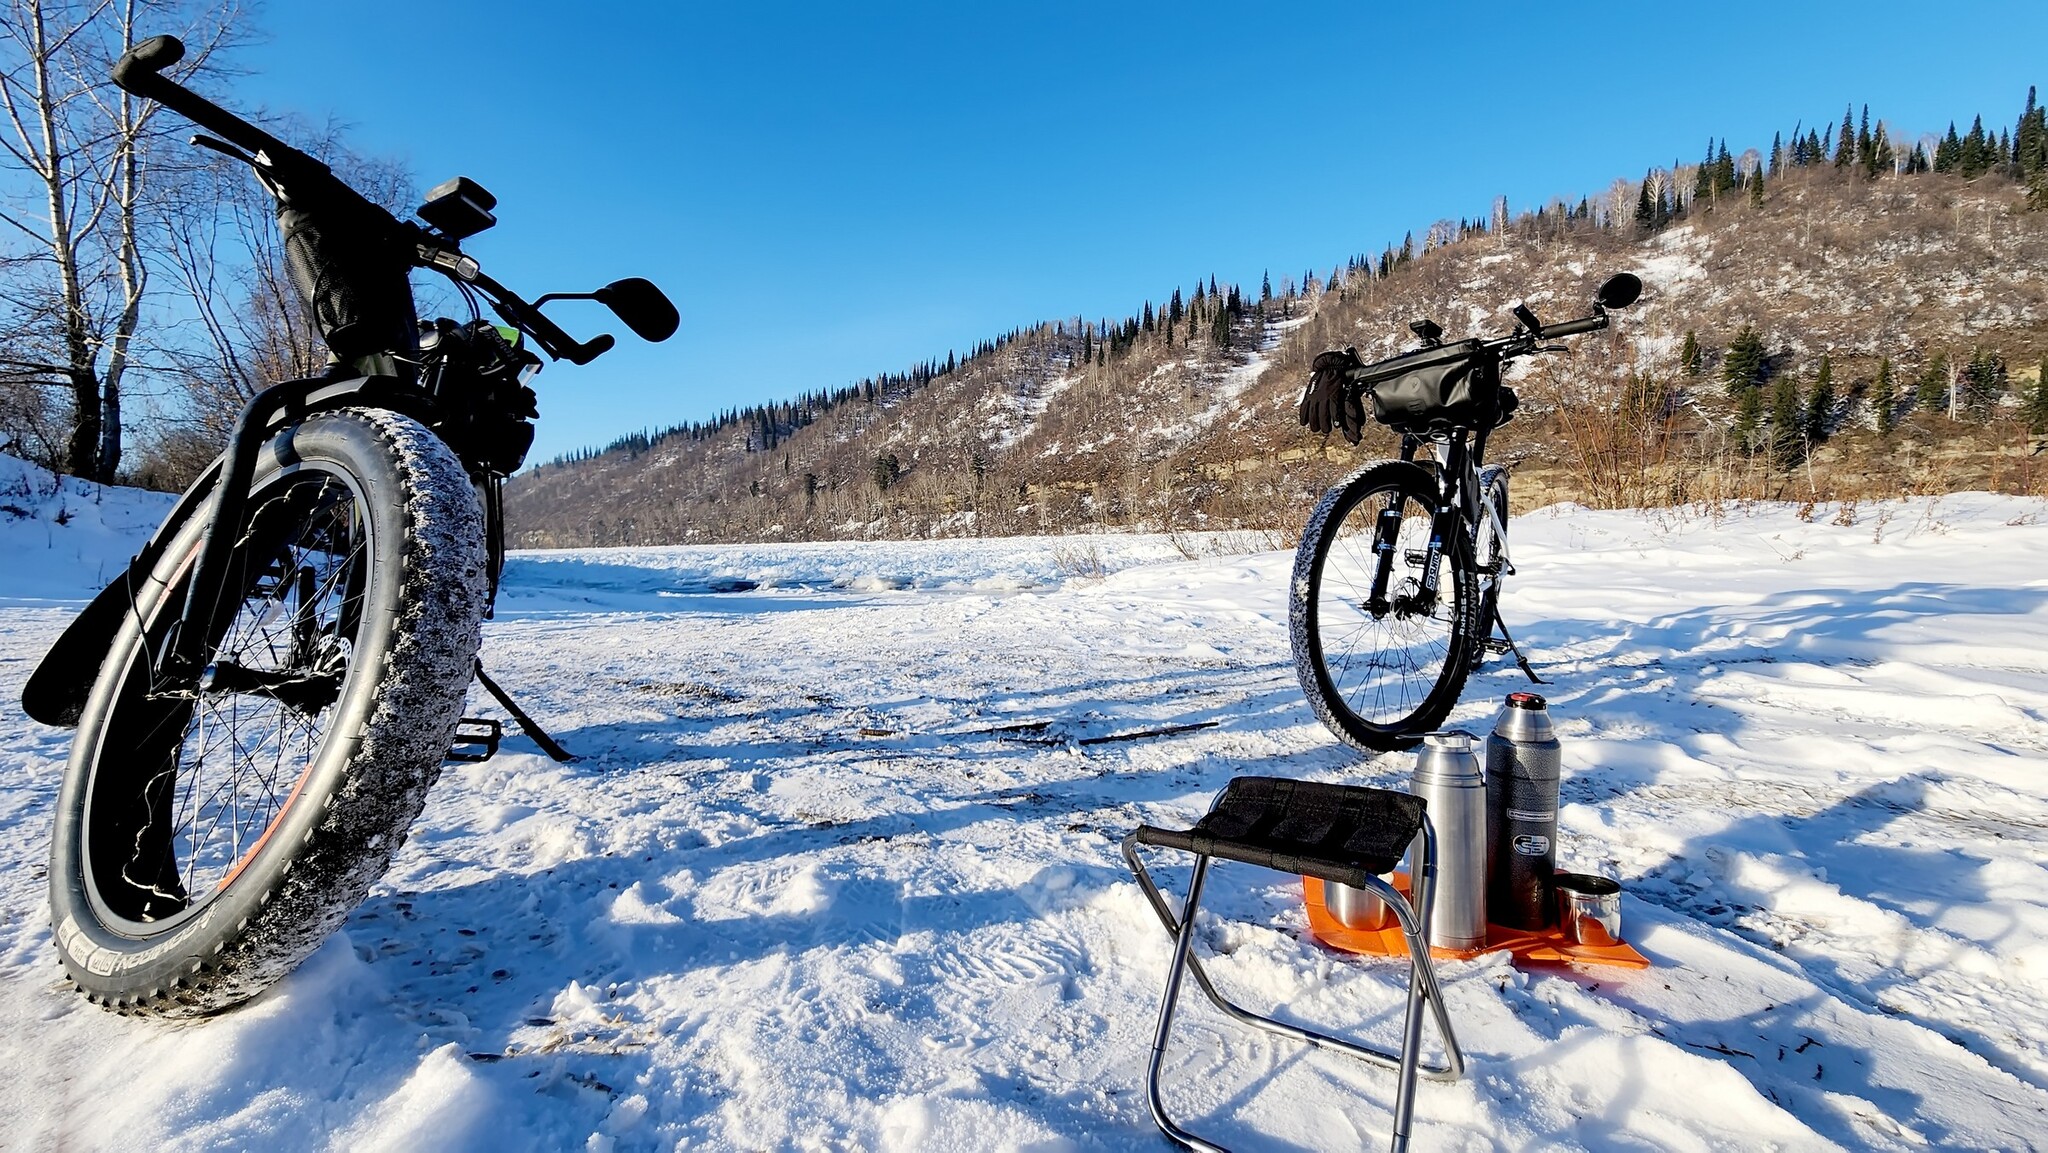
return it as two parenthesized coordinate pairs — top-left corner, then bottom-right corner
(1506, 692), (1548, 711)
(1423, 729), (1475, 751)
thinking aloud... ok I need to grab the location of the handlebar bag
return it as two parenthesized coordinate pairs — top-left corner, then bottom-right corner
(1352, 339), (1502, 433)
(275, 181), (418, 367)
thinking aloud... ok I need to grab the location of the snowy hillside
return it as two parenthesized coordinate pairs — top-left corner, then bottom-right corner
(2, 476), (2046, 1149)
(0, 453), (175, 603)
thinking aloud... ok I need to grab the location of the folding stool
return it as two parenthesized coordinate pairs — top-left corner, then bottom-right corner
(1121, 775), (1465, 1152)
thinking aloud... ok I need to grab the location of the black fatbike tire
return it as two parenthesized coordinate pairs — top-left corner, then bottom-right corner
(48, 409), (487, 1016)
(1289, 460), (1478, 752)
(1471, 465), (1510, 666)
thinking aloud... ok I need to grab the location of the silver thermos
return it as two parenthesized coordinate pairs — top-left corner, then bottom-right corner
(1410, 730), (1488, 950)
(1486, 691), (1562, 930)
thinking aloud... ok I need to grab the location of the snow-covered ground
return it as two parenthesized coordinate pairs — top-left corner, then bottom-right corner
(2, 458), (2046, 1150)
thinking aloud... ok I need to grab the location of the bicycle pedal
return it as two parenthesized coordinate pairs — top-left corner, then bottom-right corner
(1402, 550), (1431, 566)
(446, 717), (502, 763)
(1483, 638), (1514, 654)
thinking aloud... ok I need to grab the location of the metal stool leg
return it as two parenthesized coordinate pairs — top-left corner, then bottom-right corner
(1143, 854), (1224, 1152)
(1122, 831), (1465, 1153)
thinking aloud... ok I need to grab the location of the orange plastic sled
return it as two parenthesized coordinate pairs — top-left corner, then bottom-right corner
(1302, 874), (1650, 971)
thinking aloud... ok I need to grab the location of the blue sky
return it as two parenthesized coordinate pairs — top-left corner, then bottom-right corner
(231, 1), (2048, 464)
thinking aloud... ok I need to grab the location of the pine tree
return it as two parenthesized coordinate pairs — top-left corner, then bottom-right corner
(1260, 270), (1272, 302)
(1868, 123), (1893, 178)
(1680, 330), (1702, 377)
(1769, 131), (1784, 176)
(1961, 115), (1990, 177)
(1713, 140), (1737, 197)
(1857, 105), (1873, 170)
(1806, 128), (1825, 166)
(1915, 354), (1949, 412)
(1874, 357), (1896, 435)
(2017, 85), (2048, 175)
(2026, 357), (2048, 434)
(1735, 385), (1764, 452)
(1751, 167), (1765, 207)
(1804, 355), (1835, 444)
(1836, 105), (1855, 169)
(1635, 176), (1656, 228)
(1935, 122), (1962, 173)
(1723, 325), (1767, 396)
(1769, 376), (1804, 466)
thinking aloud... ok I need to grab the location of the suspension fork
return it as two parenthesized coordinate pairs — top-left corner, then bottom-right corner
(1418, 435), (1471, 601)
(1365, 437), (1421, 608)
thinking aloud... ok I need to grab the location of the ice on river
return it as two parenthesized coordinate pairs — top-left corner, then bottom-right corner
(2, 462), (2045, 1150)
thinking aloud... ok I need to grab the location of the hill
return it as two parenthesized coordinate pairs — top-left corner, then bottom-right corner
(506, 111), (2048, 547)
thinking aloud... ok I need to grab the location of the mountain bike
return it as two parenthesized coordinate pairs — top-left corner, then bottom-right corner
(1290, 272), (1642, 752)
(19, 36), (678, 1016)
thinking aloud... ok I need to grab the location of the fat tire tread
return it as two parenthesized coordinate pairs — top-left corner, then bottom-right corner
(50, 410), (486, 1017)
(1289, 459), (1477, 752)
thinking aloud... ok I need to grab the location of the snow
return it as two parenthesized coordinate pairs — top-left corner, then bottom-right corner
(2, 455), (2047, 1149)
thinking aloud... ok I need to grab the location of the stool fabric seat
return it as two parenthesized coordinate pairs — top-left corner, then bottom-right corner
(1122, 775), (1463, 1153)
(1132, 775), (1424, 885)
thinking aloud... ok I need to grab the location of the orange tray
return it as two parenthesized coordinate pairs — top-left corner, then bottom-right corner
(1302, 874), (1649, 970)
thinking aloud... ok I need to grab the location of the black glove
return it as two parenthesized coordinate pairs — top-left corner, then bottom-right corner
(1301, 347), (1366, 444)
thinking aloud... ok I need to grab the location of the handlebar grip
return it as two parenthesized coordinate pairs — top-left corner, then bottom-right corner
(564, 334), (616, 365)
(1543, 314), (1608, 338)
(112, 34), (184, 94)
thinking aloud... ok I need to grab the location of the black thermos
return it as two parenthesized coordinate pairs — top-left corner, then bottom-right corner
(1485, 691), (1562, 930)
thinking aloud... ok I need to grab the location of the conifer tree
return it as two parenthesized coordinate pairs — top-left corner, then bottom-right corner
(1874, 357), (1897, 435)
(1915, 354), (1949, 412)
(1713, 140), (1737, 197)
(1804, 356), (1835, 444)
(2017, 86), (2048, 175)
(1856, 105), (1873, 170)
(1869, 123), (1893, 177)
(1769, 131), (1784, 176)
(1751, 167), (1765, 207)
(1635, 176), (1656, 228)
(1260, 270), (1272, 302)
(1961, 116), (1990, 177)
(1836, 105), (1855, 169)
(1770, 377), (1804, 466)
(2026, 357), (2048, 435)
(1806, 128), (1825, 166)
(1723, 325), (1767, 396)
(1935, 122), (1961, 172)
(1734, 385), (1764, 453)
(1680, 330), (1702, 377)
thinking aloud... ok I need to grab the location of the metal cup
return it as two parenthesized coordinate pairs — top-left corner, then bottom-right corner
(1325, 879), (1393, 930)
(1553, 872), (1623, 947)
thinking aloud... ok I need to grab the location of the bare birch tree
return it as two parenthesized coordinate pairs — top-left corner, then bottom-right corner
(0, 0), (239, 480)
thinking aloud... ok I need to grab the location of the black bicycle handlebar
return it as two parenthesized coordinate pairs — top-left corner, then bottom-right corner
(116, 33), (623, 368)
(1538, 313), (1606, 339)
(114, 36), (319, 180)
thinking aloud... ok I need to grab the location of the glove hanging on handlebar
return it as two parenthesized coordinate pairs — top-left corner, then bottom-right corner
(1301, 347), (1367, 445)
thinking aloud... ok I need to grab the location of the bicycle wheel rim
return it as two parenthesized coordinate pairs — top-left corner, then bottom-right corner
(1308, 478), (1467, 734)
(78, 461), (378, 934)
